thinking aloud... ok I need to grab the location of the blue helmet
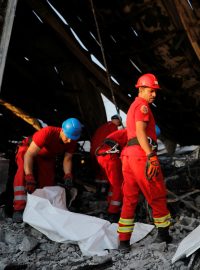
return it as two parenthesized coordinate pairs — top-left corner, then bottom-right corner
(62, 118), (82, 140)
(155, 124), (161, 137)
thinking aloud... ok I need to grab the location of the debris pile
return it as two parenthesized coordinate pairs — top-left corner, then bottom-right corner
(1, 214), (200, 270)
(0, 145), (200, 269)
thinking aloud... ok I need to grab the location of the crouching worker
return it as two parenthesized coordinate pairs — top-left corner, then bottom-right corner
(90, 114), (122, 199)
(95, 128), (127, 223)
(12, 118), (83, 223)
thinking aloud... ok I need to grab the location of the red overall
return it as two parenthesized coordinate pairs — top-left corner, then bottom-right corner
(97, 129), (127, 213)
(90, 122), (118, 191)
(13, 126), (77, 211)
(118, 97), (171, 241)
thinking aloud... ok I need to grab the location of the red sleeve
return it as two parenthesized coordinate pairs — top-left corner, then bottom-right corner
(135, 104), (150, 123)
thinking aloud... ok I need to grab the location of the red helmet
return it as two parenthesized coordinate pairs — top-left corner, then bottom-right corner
(135, 73), (160, 89)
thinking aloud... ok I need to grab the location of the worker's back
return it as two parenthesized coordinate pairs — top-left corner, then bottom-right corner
(90, 121), (118, 157)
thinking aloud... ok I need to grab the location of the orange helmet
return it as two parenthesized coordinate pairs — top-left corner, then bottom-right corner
(135, 73), (160, 89)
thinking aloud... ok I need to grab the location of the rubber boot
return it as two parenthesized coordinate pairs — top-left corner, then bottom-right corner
(118, 240), (131, 252)
(154, 227), (172, 244)
(12, 210), (23, 223)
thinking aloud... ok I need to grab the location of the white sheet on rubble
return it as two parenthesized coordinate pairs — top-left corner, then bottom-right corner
(172, 225), (200, 263)
(23, 186), (154, 256)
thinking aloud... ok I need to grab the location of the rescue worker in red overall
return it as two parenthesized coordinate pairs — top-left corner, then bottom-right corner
(95, 128), (127, 222)
(90, 115), (122, 197)
(12, 118), (83, 223)
(118, 73), (172, 251)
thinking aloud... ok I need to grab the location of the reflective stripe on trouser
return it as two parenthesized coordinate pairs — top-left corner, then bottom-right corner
(14, 185), (27, 211)
(107, 190), (112, 203)
(13, 145), (56, 211)
(13, 146), (28, 211)
(95, 179), (108, 184)
(118, 154), (171, 241)
(154, 213), (171, 228)
(97, 154), (123, 213)
(118, 217), (134, 241)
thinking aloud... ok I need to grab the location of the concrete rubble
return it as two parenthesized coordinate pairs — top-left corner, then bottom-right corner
(0, 145), (200, 269)
(0, 214), (199, 269)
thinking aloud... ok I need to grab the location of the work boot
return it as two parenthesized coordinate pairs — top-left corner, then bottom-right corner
(107, 213), (120, 223)
(154, 227), (172, 244)
(12, 210), (23, 223)
(118, 240), (131, 253)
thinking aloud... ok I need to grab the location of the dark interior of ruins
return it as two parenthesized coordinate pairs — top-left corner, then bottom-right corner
(0, 0), (200, 155)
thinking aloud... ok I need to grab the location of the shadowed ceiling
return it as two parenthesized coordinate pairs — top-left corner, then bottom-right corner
(0, 0), (200, 153)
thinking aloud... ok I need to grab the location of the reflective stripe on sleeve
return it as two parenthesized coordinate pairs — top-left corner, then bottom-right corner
(110, 200), (121, 206)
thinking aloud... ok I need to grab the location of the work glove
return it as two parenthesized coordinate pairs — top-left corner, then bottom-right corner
(145, 153), (160, 181)
(24, 174), (36, 194)
(63, 173), (73, 189)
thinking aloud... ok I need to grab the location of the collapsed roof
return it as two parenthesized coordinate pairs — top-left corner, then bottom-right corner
(0, 0), (200, 152)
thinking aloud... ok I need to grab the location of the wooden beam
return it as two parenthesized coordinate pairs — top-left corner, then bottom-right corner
(25, 0), (130, 108)
(174, 0), (200, 61)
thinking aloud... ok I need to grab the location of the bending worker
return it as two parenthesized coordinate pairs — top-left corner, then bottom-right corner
(90, 114), (122, 198)
(95, 128), (127, 223)
(118, 73), (172, 251)
(12, 118), (83, 223)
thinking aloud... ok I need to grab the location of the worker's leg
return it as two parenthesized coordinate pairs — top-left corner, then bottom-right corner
(131, 156), (171, 225)
(103, 155), (123, 214)
(118, 155), (140, 242)
(129, 155), (172, 243)
(13, 146), (28, 211)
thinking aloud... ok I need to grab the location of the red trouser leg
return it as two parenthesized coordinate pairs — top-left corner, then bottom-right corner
(13, 147), (56, 211)
(130, 156), (171, 228)
(127, 155), (169, 218)
(97, 154), (123, 213)
(35, 157), (55, 188)
(13, 146), (28, 211)
(118, 155), (171, 241)
(118, 155), (140, 240)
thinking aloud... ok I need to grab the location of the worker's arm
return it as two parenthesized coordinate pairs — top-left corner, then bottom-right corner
(24, 141), (41, 175)
(24, 141), (41, 193)
(63, 152), (73, 188)
(63, 152), (73, 174)
(136, 121), (152, 155)
(136, 121), (160, 180)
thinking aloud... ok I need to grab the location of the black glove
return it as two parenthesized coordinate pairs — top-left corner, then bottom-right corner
(145, 153), (160, 180)
(63, 173), (73, 189)
(25, 174), (36, 194)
